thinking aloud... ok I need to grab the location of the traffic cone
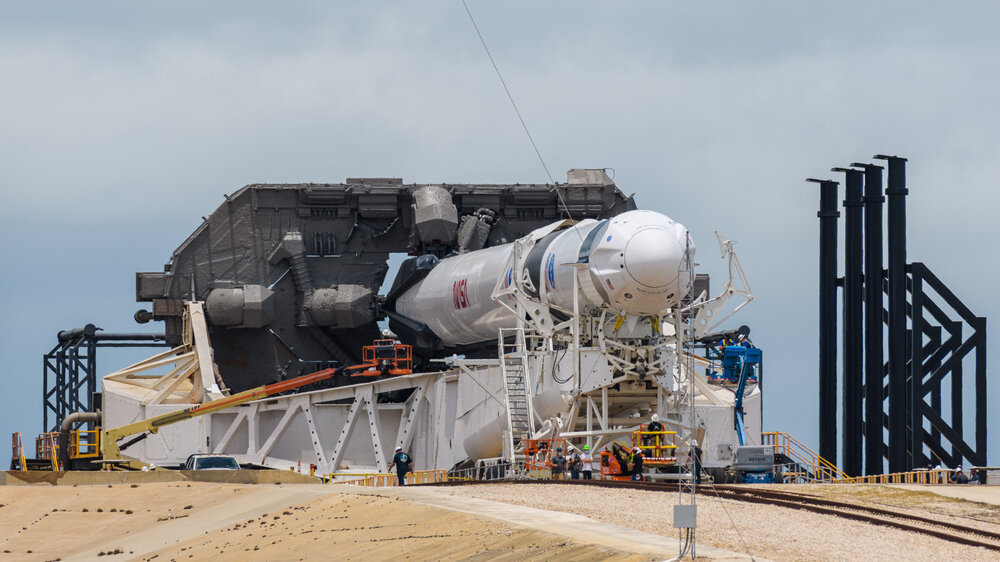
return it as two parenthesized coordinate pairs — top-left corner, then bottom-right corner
(297, 460), (301, 473)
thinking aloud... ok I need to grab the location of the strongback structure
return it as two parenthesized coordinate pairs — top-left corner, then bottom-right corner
(133, 171), (633, 391)
(811, 156), (988, 475)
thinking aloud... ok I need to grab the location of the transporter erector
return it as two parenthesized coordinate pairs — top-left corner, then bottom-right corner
(96, 171), (758, 479)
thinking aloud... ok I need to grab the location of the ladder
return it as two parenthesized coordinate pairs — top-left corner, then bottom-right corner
(498, 327), (536, 466)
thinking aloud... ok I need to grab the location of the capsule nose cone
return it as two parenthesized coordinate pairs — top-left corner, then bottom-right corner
(624, 228), (686, 289)
(585, 210), (696, 314)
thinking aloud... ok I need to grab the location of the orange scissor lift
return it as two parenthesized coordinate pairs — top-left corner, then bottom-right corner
(522, 438), (568, 478)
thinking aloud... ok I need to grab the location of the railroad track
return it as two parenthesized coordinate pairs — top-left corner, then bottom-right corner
(416, 479), (1000, 552)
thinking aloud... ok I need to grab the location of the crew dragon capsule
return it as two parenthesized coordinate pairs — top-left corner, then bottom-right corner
(385, 210), (695, 350)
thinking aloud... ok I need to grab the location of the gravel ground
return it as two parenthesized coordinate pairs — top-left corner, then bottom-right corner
(432, 483), (1000, 561)
(759, 484), (1000, 536)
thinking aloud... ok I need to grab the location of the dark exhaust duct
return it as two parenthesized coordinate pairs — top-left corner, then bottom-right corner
(854, 162), (885, 475)
(875, 154), (909, 472)
(807, 177), (840, 465)
(833, 167), (864, 477)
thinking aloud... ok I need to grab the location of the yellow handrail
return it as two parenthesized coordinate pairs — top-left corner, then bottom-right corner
(323, 469), (448, 486)
(633, 430), (678, 455)
(829, 469), (953, 484)
(35, 432), (59, 471)
(763, 431), (849, 481)
(70, 430), (101, 459)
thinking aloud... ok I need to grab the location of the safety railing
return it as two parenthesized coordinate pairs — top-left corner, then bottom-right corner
(11, 432), (27, 471)
(35, 432), (60, 470)
(762, 431), (848, 482)
(829, 469), (954, 485)
(446, 466), (481, 482)
(634, 430), (678, 459)
(322, 469), (448, 486)
(70, 429), (101, 458)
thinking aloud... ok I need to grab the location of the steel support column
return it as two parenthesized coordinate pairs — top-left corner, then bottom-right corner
(974, 316), (987, 462)
(877, 155), (908, 472)
(834, 167), (864, 476)
(808, 177), (840, 465)
(43, 326), (167, 431)
(856, 162), (885, 475)
(910, 269), (926, 467)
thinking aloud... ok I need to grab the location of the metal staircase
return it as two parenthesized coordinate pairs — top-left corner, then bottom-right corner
(498, 328), (536, 467)
(763, 431), (849, 482)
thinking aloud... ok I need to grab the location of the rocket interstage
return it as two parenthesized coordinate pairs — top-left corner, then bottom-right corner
(389, 210), (695, 349)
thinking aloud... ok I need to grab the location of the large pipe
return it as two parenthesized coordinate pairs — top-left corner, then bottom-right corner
(58, 411), (102, 470)
(876, 154), (909, 471)
(808, 178), (839, 465)
(856, 162), (885, 475)
(56, 324), (166, 344)
(834, 167), (864, 476)
(57, 324), (99, 342)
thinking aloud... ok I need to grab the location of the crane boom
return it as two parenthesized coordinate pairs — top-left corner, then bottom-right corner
(100, 368), (338, 467)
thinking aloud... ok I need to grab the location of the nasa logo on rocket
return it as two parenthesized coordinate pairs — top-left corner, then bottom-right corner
(452, 279), (469, 309)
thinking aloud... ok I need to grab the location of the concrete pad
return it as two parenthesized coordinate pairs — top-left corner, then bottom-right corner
(1, 470), (185, 486)
(341, 485), (766, 560)
(1, 469), (319, 486)
(888, 484), (1000, 505)
(181, 469), (320, 484)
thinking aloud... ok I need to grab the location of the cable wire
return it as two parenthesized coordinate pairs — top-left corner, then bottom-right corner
(461, 1), (584, 238)
(705, 479), (757, 561)
(461, 0), (553, 185)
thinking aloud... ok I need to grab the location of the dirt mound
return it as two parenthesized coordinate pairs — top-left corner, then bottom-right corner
(0, 482), (655, 561)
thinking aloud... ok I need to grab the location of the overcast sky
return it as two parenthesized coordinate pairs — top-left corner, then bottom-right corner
(1, 1), (996, 468)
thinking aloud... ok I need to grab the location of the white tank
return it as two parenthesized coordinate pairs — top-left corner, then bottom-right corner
(393, 210), (695, 347)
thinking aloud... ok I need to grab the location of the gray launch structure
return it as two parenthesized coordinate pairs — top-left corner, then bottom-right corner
(134, 170), (631, 390)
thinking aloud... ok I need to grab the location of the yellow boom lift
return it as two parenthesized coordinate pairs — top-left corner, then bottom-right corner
(100, 367), (337, 469)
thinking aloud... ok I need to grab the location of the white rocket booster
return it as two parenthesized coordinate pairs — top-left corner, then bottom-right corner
(390, 209), (695, 348)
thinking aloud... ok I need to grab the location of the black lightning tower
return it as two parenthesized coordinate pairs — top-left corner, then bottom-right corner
(811, 155), (987, 475)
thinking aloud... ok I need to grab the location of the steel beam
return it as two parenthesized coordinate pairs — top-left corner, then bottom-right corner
(909, 271), (926, 468)
(43, 327), (167, 431)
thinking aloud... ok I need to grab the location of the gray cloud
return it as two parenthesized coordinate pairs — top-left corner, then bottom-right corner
(1, 1), (996, 466)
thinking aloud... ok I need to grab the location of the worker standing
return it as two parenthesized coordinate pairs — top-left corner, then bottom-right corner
(569, 449), (582, 480)
(550, 447), (567, 480)
(388, 446), (413, 486)
(580, 445), (594, 480)
(631, 446), (644, 481)
(692, 440), (703, 484)
(645, 414), (664, 449)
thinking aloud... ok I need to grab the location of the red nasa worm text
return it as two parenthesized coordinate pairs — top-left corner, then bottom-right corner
(453, 279), (469, 309)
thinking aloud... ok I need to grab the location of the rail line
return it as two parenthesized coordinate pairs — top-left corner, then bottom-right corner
(415, 479), (1000, 552)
